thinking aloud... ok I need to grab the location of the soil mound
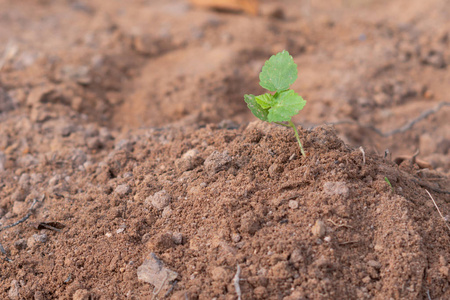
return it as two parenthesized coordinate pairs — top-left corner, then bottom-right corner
(1, 121), (449, 299)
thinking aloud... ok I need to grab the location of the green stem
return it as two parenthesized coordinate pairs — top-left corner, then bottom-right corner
(288, 120), (306, 157)
(274, 121), (291, 128)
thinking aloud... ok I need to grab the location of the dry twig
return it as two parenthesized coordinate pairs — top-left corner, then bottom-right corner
(233, 264), (242, 300)
(359, 146), (365, 165)
(0, 198), (40, 262)
(327, 218), (353, 229)
(425, 189), (450, 232)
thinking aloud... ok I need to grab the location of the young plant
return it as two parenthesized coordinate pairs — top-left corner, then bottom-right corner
(244, 50), (307, 156)
(384, 177), (394, 192)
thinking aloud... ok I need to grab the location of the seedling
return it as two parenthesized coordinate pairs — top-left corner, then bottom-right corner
(244, 50), (307, 156)
(384, 177), (394, 192)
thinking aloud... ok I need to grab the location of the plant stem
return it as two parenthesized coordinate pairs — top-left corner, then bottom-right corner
(274, 122), (291, 128)
(288, 121), (306, 156)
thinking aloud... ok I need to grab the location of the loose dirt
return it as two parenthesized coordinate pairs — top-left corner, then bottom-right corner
(0, 0), (449, 299)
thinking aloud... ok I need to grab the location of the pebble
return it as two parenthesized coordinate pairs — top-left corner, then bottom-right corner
(172, 232), (183, 244)
(231, 233), (241, 243)
(14, 239), (27, 250)
(240, 212), (261, 235)
(288, 200), (299, 209)
(367, 260), (382, 269)
(146, 190), (171, 210)
(204, 150), (231, 175)
(211, 266), (228, 281)
(137, 253), (178, 289)
(115, 184), (131, 196)
(175, 149), (203, 172)
(33, 233), (48, 243)
(311, 220), (326, 238)
(289, 249), (304, 264)
(161, 206), (173, 218)
(8, 280), (20, 300)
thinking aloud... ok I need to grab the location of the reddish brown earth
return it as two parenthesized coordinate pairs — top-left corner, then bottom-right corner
(0, 0), (449, 299)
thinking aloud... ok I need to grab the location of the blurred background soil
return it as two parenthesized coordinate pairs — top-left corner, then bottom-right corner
(0, 0), (449, 299)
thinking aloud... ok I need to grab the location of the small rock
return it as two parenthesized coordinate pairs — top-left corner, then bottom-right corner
(86, 137), (102, 150)
(28, 233), (48, 247)
(362, 276), (371, 284)
(150, 233), (176, 251)
(73, 289), (91, 300)
(324, 236), (331, 243)
(115, 184), (130, 196)
(323, 181), (349, 198)
(367, 260), (382, 269)
(240, 212), (261, 235)
(172, 232), (183, 245)
(231, 233), (241, 243)
(137, 253), (178, 292)
(146, 190), (171, 210)
(288, 200), (299, 209)
(33, 233), (48, 243)
(211, 266), (228, 281)
(253, 286), (268, 299)
(175, 149), (203, 172)
(204, 150), (231, 175)
(8, 280), (20, 300)
(13, 239), (27, 250)
(312, 220), (326, 238)
(161, 206), (173, 218)
(289, 249), (304, 264)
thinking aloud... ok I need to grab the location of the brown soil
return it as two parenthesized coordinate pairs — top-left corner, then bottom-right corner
(1, 0), (449, 299)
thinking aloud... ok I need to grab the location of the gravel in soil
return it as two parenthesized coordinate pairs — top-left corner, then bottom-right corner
(0, 0), (450, 299)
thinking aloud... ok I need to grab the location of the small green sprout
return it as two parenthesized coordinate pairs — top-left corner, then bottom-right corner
(244, 50), (307, 156)
(384, 177), (394, 191)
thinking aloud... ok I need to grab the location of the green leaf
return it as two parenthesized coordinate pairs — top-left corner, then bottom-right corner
(244, 94), (268, 121)
(255, 93), (275, 109)
(267, 90), (306, 122)
(259, 50), (298, 92)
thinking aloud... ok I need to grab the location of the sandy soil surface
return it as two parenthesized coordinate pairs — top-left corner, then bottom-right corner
(0, 0), (449, 299)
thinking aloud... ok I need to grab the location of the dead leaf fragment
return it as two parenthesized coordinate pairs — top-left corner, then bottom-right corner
(189, 0), (259, 15)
